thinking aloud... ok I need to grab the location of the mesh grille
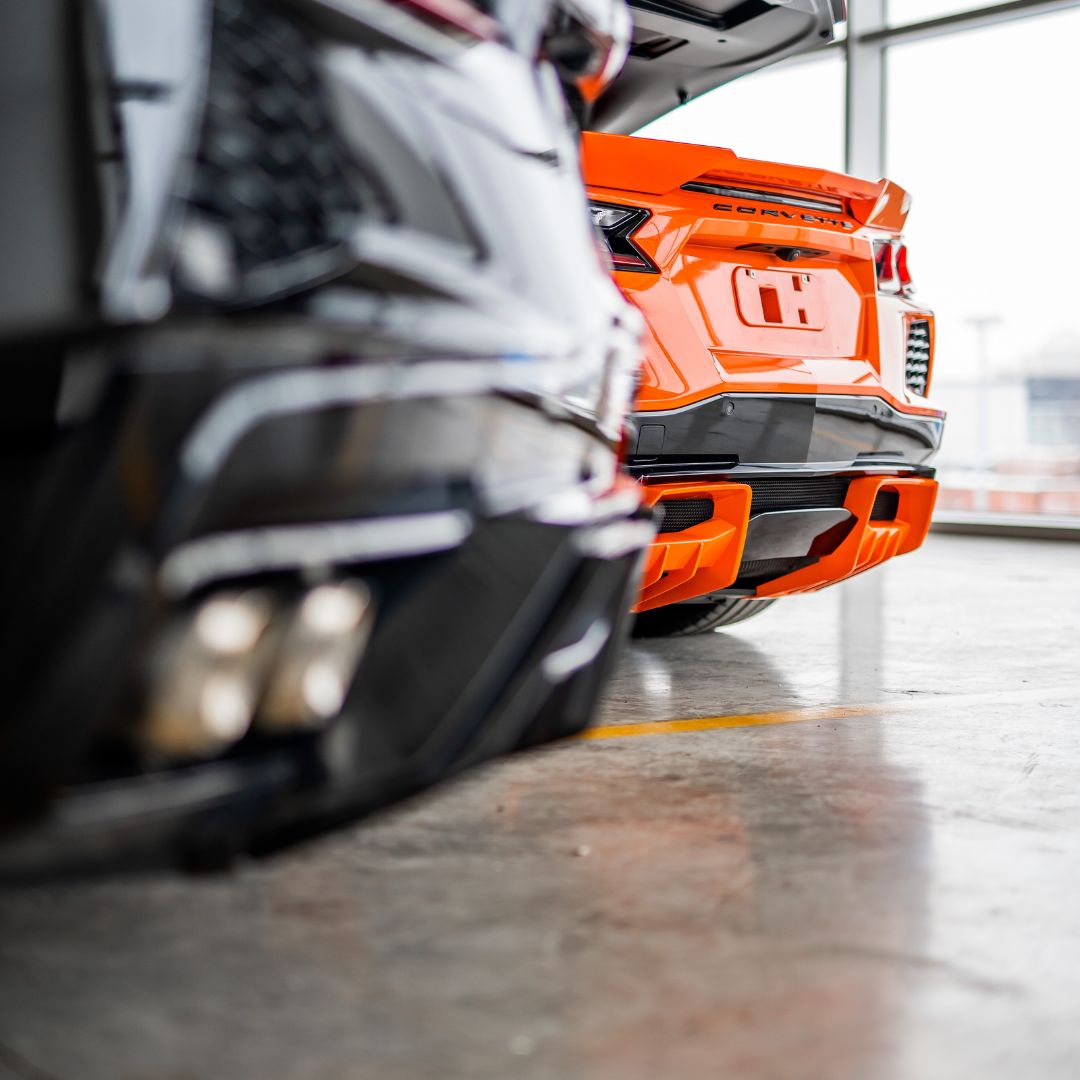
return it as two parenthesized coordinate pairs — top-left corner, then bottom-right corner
(744, 476), (850, 514)
(186, 0), (364, 283)
(655, 479), (851, 533)
(905, 320), (931, 396)
(655, 497), (713, 533)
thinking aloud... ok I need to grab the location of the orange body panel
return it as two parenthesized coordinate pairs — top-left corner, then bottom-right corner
(755, 476), (938, 597)
(636, 482), (750, 611)
(584, 132), (946, 609)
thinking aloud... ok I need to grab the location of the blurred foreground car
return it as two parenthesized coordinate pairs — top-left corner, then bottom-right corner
(584, 1), (943, 636)
(0, 0), (650, 873)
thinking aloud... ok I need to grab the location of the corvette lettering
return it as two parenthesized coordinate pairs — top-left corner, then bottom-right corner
(713, 203), (854, 230)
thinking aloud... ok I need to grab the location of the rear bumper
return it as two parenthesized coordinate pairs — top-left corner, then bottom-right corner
(634, 469), (937, 611)
(628, 387), (941, 609)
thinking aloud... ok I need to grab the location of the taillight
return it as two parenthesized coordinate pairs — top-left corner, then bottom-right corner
(895, 244), (912, 289)
(589, 201), (657, 274)
(874, 238), (913, 295)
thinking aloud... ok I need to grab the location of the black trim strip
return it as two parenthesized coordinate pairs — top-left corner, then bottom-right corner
(682, 181), (844, 213)
(631, 463), (936, 483)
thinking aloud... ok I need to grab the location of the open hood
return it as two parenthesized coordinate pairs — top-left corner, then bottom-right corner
(591, 0), (844, 133)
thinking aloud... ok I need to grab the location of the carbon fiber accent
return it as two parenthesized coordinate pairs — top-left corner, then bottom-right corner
(655, 497), (713, 533)
(905, 320), (931, 396)
(744, 476), (849, 514)
(735, 556), (816, 584)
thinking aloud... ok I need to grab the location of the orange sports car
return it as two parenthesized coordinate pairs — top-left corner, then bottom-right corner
(584, 132), (943, 635)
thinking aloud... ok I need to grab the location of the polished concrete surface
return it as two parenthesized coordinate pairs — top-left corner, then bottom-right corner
(2, 534), (1079, 1079)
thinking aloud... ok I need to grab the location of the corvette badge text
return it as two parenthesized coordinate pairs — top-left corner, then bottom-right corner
(713, 203), (854, 230)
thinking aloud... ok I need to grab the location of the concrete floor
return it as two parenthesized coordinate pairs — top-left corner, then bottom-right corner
(2, 533), (1079, 1080)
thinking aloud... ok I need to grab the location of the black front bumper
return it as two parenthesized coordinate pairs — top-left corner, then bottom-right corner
(0, 498), (649, 877)
(0, 350), (651, 877)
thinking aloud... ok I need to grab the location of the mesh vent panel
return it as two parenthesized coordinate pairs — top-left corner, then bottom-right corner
(905, 320), (931, 396)
(744, 476), (850, 514)
(655, 498), (713, 533)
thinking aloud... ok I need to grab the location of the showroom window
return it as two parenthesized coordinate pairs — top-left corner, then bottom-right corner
(636, 53), (845, 175)
(887, 0), (999, 23)
(637, 0), (1080, 526)
(887, 5), (1080, 517)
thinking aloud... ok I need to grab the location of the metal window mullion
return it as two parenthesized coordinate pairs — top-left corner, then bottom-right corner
(864, 0), (1080, 46)
(845, 0), (887, 179)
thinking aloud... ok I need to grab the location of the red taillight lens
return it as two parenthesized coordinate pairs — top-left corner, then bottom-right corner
(895, 244), (911, 289)
(874, 239), (913, 295)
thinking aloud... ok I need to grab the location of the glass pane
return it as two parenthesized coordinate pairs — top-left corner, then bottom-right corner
(887, 8), (1080, 518)
(887, 0), (998, 26)
(636, 55), (845, 174)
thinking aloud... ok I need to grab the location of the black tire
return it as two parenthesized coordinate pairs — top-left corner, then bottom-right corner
(632, 597), (776, 638)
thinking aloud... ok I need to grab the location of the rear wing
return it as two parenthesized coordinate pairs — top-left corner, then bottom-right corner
(581, 132), (910, 232)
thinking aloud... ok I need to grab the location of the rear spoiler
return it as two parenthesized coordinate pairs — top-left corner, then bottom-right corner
(581, 132), (911, 231)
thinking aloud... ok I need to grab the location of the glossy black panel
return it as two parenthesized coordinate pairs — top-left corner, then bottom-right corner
(0, 0), (649, 872)
(0, 503), (650, 877)
(629, 393), (943, 469)
(741, 508), (855, 561)
(0, 0), (96, 338)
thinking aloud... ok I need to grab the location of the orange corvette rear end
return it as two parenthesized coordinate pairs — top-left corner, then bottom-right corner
(584, 132), (944, 635)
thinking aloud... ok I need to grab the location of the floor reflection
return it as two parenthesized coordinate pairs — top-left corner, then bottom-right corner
(3, 537), (1078, 1079)
(504, 628), (931, 1080)
(839, 570), (886, 701)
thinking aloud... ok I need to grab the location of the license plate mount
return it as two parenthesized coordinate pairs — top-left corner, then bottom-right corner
(733, 267), (826, 331)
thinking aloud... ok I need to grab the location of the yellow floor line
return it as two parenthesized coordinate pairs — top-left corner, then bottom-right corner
(576, 683), (1080, 742)
(577, 703), (885, 741)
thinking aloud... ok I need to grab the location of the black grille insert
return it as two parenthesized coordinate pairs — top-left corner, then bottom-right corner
(656, 498), (713, 533)
(905, 320), (931, 396)
(744, 476), (850, 514)
(181, 0), (367, 300)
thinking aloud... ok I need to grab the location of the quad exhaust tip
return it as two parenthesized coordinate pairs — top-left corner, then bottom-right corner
(142, 581), (375, 759)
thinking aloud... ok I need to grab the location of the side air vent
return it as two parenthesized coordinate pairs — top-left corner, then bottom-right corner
(743, 476), (850, 515)
(655, 497), (714, 533)
(870, 489), (900, 521)
(905, 320), (932, 396)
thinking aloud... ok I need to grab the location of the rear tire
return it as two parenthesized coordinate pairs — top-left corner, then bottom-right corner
(632, 597), (776, 638)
